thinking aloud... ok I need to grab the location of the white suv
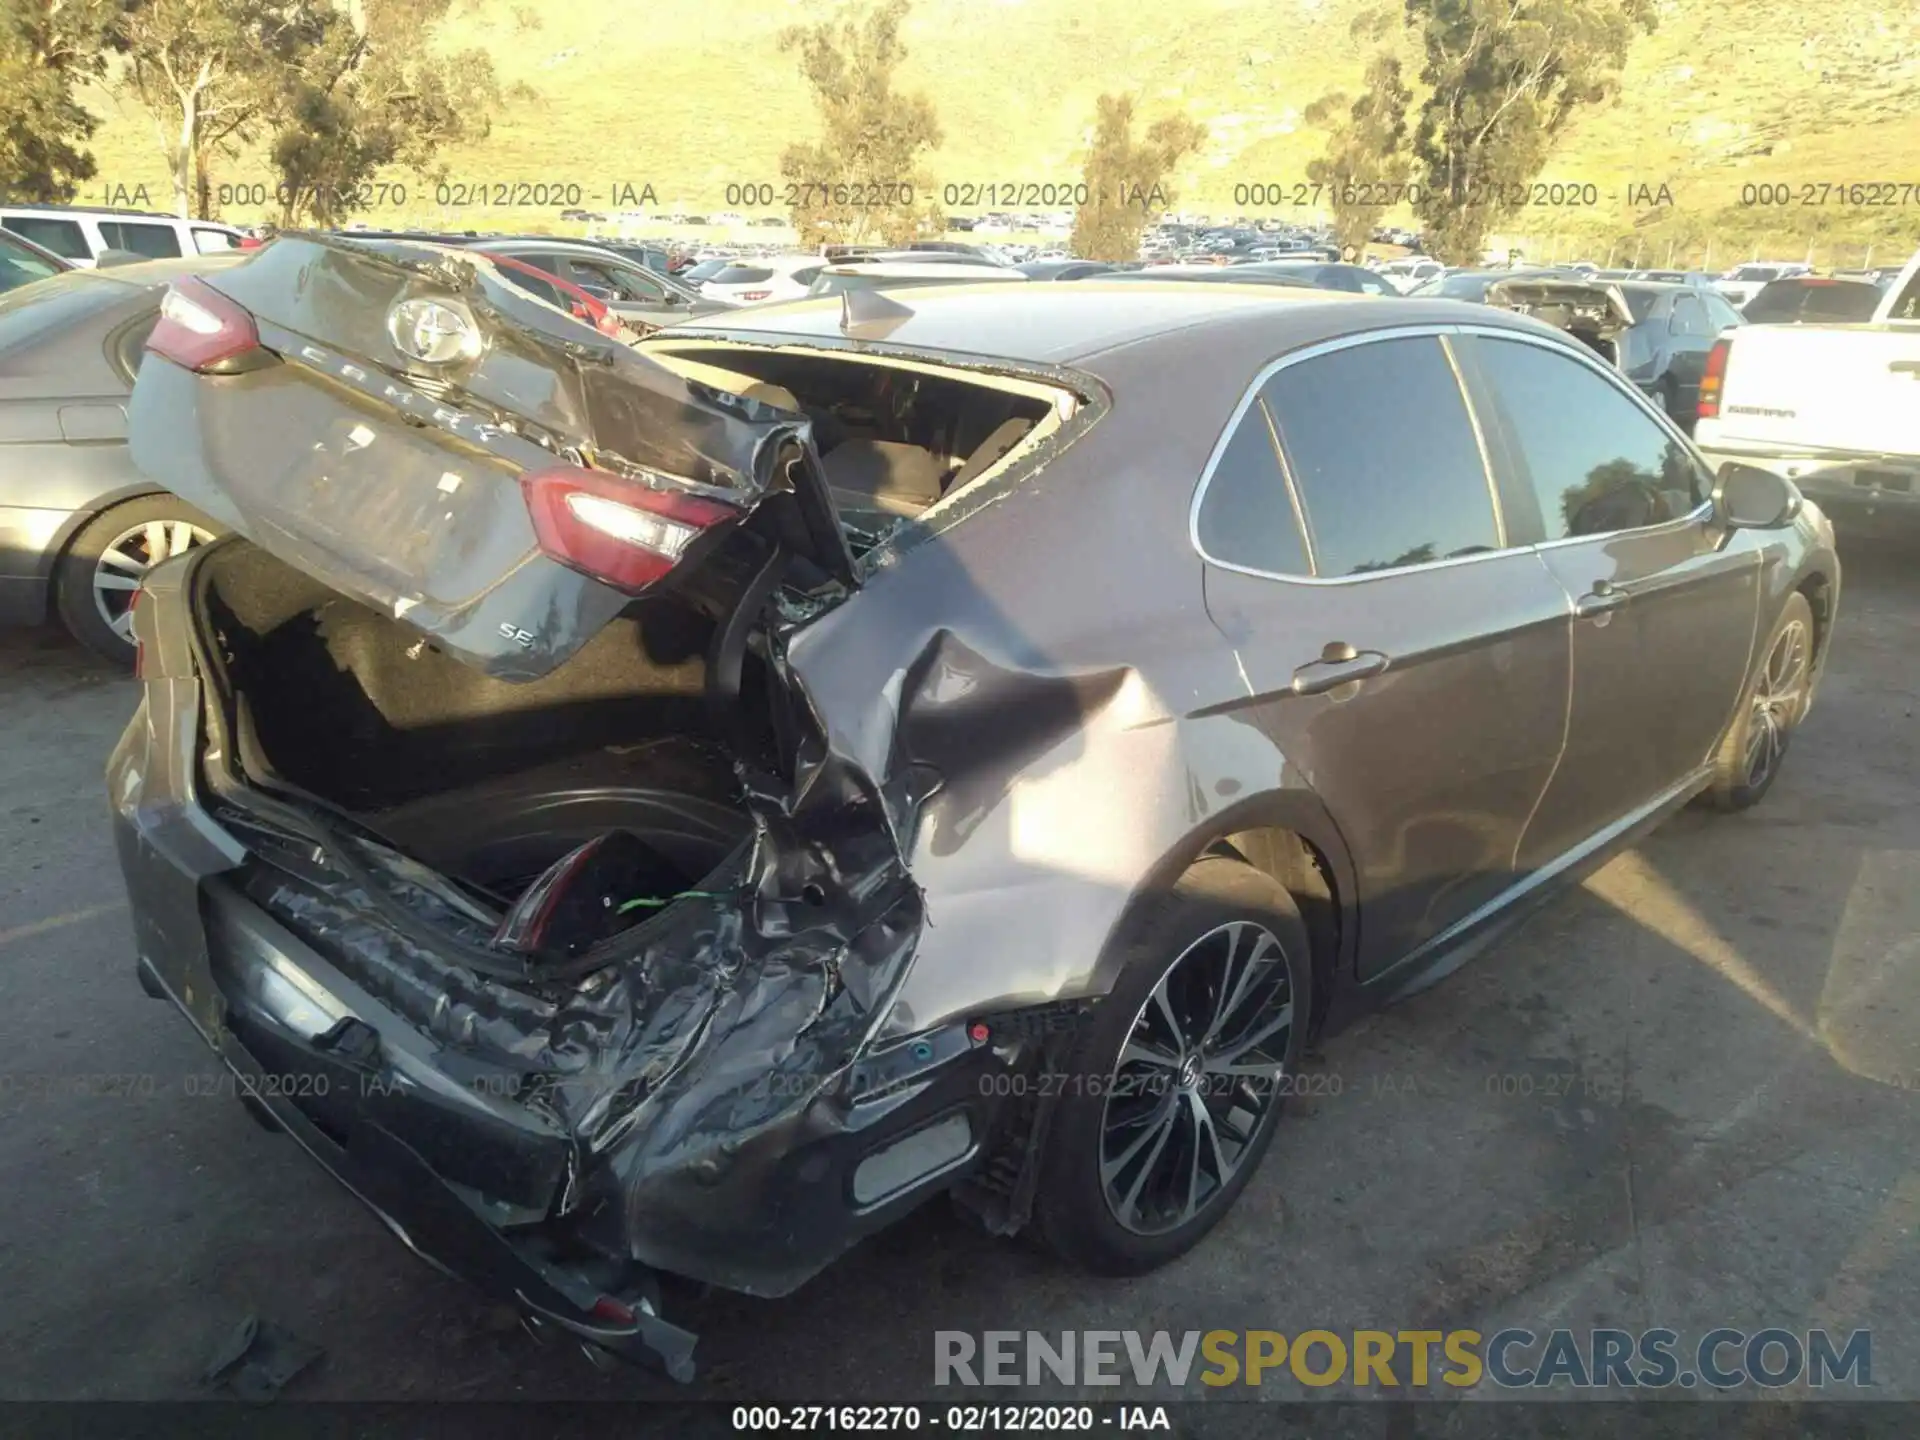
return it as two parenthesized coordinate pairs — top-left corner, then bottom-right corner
(0, 205), (246, 268)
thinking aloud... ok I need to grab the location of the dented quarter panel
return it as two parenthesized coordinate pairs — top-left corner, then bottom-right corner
(782, 317), (1354, 1036)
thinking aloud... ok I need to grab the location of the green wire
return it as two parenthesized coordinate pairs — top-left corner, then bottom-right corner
(616, 890), (732, 916)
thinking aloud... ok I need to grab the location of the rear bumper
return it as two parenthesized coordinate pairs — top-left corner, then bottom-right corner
(108, 643), (1017, 1375)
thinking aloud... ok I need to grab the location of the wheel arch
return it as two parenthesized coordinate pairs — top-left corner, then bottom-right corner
(1091, 786), (1358, 1040)
(39, 481), (174, 591)
(1796, 566), (1835, 665)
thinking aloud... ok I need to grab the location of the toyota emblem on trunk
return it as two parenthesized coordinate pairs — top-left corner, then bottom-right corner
(388, 298), (482, 365)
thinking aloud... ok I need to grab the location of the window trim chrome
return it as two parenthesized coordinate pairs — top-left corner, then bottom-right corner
(1188, 320), (1717, 587)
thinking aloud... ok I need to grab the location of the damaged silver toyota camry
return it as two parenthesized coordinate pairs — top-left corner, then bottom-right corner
(111, 236), (1839, 1380)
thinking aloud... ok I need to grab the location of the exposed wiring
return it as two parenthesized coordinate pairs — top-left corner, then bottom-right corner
(617, 890), (733, 915)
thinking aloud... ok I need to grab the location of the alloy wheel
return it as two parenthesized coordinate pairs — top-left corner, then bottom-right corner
(1098, 920), (1295, 1236)
(1744, 617), (1811, 790)
(92, 519), (215, 643)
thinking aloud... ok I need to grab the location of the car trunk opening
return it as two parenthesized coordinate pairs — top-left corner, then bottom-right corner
(640, 338), (1079, 544)
(1484, 278), (1633, 367)
(192, 539), (759, 907)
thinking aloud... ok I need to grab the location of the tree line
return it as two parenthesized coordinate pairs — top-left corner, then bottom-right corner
(2, 0), (514, 225)
(5, 0), (1655, 263)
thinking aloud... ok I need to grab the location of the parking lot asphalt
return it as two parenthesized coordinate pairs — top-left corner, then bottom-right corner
(1, 531), (1916, 1413)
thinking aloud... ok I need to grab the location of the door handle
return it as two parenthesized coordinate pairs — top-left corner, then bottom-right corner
(1291, 645), (1390, 696)
(1892, 360), (1920, 376)
(1574, 580), (1629, 619)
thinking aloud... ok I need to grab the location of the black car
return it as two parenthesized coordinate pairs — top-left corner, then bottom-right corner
(1740, 276), (1885, 325)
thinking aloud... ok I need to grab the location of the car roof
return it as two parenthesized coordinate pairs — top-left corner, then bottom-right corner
(710, 254), (826, 272)
(660, 279), (1509, 370)
(818, 261), (1025, 279)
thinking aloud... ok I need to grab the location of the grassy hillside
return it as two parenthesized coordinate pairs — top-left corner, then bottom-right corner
(66, 0), (1920, 257)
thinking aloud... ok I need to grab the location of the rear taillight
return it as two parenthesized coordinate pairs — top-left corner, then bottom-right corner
(146, 276), (261, 372)
(740, 290), (772, 301)
(522, 465), (736, 593)
(1698, 338), (1732, 420)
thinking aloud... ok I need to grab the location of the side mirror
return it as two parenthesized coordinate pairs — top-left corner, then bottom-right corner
(1712, 462), (1799, 530)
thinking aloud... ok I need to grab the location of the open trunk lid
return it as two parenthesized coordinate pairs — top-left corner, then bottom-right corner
(1484, 277), (1635, 345)
(127, 234), (855, 680)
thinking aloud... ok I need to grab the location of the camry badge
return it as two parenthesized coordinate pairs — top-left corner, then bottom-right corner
(387, 298), (482, 365)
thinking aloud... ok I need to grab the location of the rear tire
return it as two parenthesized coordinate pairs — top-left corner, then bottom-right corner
(1703, 591), (1815, 811)
(54, 496), (220, 665)
(1035, 856), (1311, 1276)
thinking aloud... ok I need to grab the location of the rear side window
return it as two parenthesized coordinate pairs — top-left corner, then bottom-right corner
(1670, 295), (1710, 335)
(568, 258), (664, 301)
(1703, 294), (1744, 330)
(5, 215), (88, 258)
(98, 222), (182, 258)
(1194, 398), (1310, 576)
(0, 233), (64, 293)
(501, 268), (562, 306)
(1880, 272), (1919, 322)
(1467, 336), (1704, 541)
(1263, 337), (1499, 577)
(192, 228), (238, 254)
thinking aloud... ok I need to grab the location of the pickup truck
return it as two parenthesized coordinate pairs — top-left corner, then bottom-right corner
(1714, 261), (1812, 309)
(1693, 249), (1920, 520)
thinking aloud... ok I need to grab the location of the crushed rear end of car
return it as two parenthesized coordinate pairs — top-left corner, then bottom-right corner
(107, 235), (1012, 1379)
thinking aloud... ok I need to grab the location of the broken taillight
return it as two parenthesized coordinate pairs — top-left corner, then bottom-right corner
(1698, 337), (1732, 420)
(146, 276), (262, 372)
(522, 464), (736, 593)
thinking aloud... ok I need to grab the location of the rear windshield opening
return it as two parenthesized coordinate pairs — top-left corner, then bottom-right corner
(647, 343), (1075, 539)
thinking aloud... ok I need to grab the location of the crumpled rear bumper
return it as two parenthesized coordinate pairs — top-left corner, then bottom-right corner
(108, 649), (1016, 1380)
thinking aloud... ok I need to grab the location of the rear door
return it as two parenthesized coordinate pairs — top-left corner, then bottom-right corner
(1455, 330), (1760, 866)
(1198, 332), (1574, 979)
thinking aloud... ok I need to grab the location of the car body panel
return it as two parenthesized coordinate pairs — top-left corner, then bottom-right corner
(109, 280), (1842, 1378)
(126, 235), (852, 679)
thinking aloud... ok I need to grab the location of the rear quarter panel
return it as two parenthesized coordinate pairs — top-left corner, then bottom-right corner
(787, 321), (1360, 1036)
